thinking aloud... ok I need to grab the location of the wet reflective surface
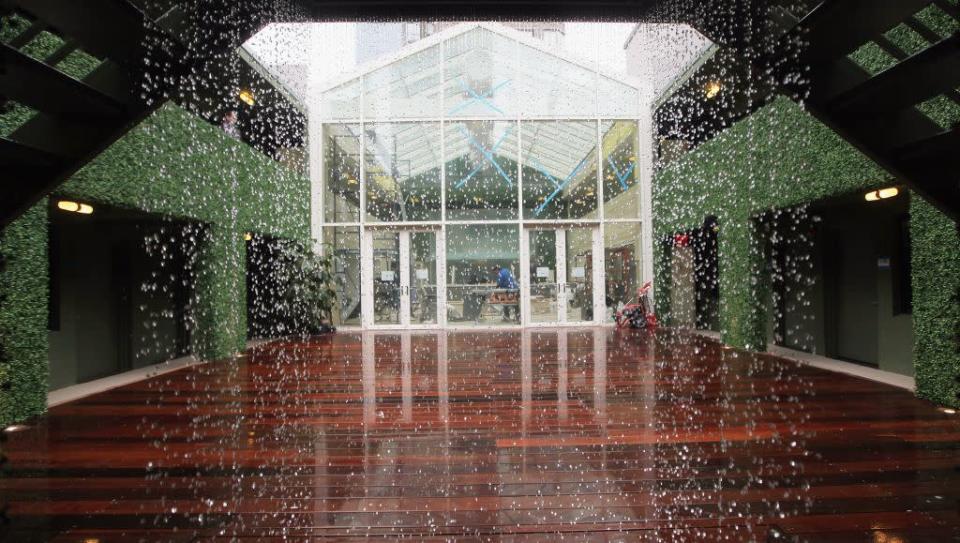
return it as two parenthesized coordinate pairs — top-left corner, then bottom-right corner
(2, 328), (959, 541)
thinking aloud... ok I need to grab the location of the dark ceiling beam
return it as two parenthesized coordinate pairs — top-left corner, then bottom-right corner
(288, 0), (666, 22)
(6, 18), (45, 48)
(6, 0), (145, 64)
(0, 137), (68, 172)
(805, 101), (959, 219)
(827, 33), (960, 115)
(790, 0), (932, 64)
(0, 44), (127, 119)
(895, 125), (960, 167)
(0, 104), (159, 226)
(42, 39), (79, 66)
(283, 0), (758, 46)
(933, 0), (960, 20)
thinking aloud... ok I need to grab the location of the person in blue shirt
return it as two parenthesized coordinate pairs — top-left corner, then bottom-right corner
(491, 265), (519, 321)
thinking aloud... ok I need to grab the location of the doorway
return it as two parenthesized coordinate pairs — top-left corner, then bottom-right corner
(362, 228), (441, 328)
(521, 226), (600, 325)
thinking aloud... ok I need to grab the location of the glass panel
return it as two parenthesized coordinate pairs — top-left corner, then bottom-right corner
(529, 230), (559, 323)
(597, 75), (639, 117)
(324, 226), (361, 326)
(364, 123), (442, 222)
(601, 120), (640, 219)
(444, 27), (516, 118)
(409, 231), (438, 325)
(604, 222), (642, 322)
(356, 22), (414, 64)
(363, 44), (442, 119)
(446, 224), (519, 326)
(521, 120), (598, 220)
(321, 80), (361, 120)
(445, 121), (519, 220)
(514, 37), (597, 117)
(565, 227), (594, 322)
(323, 123), (361, 223)
(373, 231), (401, 325)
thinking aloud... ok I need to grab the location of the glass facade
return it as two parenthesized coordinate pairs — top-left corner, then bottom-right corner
(314, 24), (647, 327)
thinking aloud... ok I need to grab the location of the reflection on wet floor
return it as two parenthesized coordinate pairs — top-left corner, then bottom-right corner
(2, 328), (959, 541)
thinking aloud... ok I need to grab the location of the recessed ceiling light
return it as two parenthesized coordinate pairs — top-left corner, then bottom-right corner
(865, 187), (899, 202)
(56, 200), (94, 215)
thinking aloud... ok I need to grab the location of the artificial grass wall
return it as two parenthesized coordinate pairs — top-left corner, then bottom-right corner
(0, 206), (50, 426)
(654, 97), (959, 407)
(654, 97), (889, 346)
(0, 103), (309, 425)
(909, 199), (960, 407)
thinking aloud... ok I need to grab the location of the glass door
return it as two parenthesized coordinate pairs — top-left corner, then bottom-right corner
(363, 229), (439, 328)
(370, 231), (401, 325)
(523, 226), (599, 325)
(528, 229), (560, 324)
(408, 231), (438, 325)
(563, 227), (595, 324)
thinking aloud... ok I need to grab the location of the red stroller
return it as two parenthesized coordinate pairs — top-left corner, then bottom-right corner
(615, 281), (657, 329)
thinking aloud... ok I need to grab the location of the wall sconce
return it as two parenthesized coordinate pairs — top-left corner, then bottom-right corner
(238, 88), (255, 106)
(865, 187), (899, 202)
(704, 80), (722, 99)
(56, 200), (93, 214)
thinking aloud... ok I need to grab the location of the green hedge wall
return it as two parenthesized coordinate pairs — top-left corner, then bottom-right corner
(0, 206), (49, 426)
(0, 102), (309, 425)
(60, 103), (309, 363)
(910, 199), (960, 406)
(654, 97), (889, 345)
(654, 97), (959, 407)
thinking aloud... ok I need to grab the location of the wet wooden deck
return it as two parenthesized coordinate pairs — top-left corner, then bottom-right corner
(2, 328), (958, 541)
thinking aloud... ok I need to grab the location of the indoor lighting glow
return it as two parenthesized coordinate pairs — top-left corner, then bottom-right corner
(704, 80), (722, 99)
(238, 88), (255, 106)
(244, 232), (253, 241)
(878, 187), (899, 199)
(3, 424), (29, 433)
(56, 200), (79, 212)
(865, 187), (899, 202)
(56, 200), (93, 214)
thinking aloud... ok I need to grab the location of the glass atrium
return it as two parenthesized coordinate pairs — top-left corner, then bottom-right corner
(311, 23), (651, 328)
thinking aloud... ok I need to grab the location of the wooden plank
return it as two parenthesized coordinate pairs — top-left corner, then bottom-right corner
(1, 329), (958, 540)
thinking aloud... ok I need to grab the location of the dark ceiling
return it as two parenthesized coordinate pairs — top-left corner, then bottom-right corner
(3, 0), (958, 225)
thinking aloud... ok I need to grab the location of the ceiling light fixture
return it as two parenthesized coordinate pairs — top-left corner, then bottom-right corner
(238, 88), (255, 106)
(704, 80), (722, 99)
(865, 187), (899, 202)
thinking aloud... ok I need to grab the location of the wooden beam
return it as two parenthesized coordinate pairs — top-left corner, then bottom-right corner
(8, 0), (145, 64)
(791, 0), (931, 64)
(0, 44), (126, 118)
(827, 34), (960, 115)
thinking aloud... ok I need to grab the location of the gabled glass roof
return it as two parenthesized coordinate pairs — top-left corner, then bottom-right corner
(316, 23), (644, 120)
